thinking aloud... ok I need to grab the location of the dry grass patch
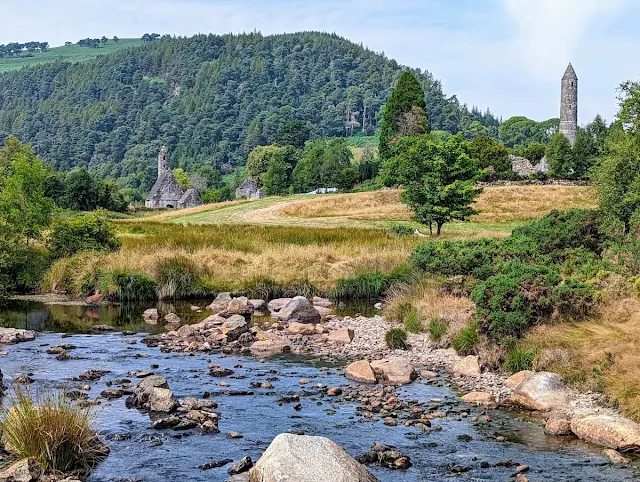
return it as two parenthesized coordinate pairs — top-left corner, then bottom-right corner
(472, 185), (597, 223)
(124, 199), (250, 223)
(384, 280), (475, 344)
(525, 296), (640, 420)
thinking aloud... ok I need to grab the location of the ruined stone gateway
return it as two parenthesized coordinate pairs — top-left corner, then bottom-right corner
(145, 146), (202, 209)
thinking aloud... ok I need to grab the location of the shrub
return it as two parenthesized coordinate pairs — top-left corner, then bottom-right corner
(553, 278), (599, 320)
(472, 262), (562, 341)
(428, 318), (449, 341)
(385, 328), (409, 350)
(48, 211), (121, 259)
(411, 239), (498, 279)
(451, 322), (479, 355)
(390, 223), (414, 236)
(510, 209), (603, 260)
(1, 245), (49, 294)
(403, 306), (422, 333)
(155, 256), (204, 299)
(0, 389), (108, 475)
(503, 346), (538, 372)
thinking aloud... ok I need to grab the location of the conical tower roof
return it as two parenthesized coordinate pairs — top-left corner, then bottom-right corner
(562, 63), (577, 80)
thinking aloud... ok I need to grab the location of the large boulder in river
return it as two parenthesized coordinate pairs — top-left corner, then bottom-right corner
(509, 372), (572, 411)
(142, 308), (160, 324)
(127, 375), (179, 413)
(505, 370), (534, 390)
(370, 357), (416, 385)
(345, 360), (377, 384)
(570, 414), (640, 452)
(221, 315), (250, 341)
(267, 298), (293, 313)
(0, 328), (36, 345)
(277, 297), (321, 324)
(220, 297), (254, 318)
(249, 433), (379, 482)
(208, 292), (233, 313)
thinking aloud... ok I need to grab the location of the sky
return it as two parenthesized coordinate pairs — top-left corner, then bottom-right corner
(1, 0), (639, 124)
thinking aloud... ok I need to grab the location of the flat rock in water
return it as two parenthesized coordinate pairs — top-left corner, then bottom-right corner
(250, 433), (379, 482)
(0, 328), (36, 345)
(221, 316), (250, 341)
(370, 357), (416, 385)
(287, 322), (317, 335)
(461, 391), (497, 408)
(571, 414), (640, 452)
(327, 328), (354, 344)
(345, 360), (377, 384)
(545, 411), (573, 435)
(277, 297), (321, 324)
(267, 298), (293, 313)
(249, 338), (291, 357)
(509, 372), (571, 412)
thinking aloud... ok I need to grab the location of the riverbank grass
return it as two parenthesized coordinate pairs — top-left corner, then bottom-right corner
(0, 389), (107, 475)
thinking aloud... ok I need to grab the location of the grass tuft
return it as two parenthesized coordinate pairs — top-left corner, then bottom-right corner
(403, 306), (423, 333)
(428, 318), (449, 341)
(385, 328), (409, 350)
(451, 322), (479, 356)
(154, 255), (205, 299)
(0, 388), (108, 475)
(503, 346), (538, 372)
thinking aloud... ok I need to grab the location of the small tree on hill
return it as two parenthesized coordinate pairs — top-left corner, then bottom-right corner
(379, 71), (428, 160)
(547, 132), (574, 178)
(467, 135), (511, 174)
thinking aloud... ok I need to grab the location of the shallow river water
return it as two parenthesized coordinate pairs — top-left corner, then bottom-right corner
(1, 301), (639, 481)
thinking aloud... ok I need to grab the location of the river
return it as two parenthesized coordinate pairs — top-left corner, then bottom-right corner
(0, 300), (638, 481)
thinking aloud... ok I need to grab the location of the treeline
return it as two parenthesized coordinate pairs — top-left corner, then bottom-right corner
(0, 31), (499, 193)
(0, 42), (49, 58)
(76, 37), (119, 48)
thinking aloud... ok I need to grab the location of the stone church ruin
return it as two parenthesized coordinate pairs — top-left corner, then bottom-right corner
(145, 146), (203, 209)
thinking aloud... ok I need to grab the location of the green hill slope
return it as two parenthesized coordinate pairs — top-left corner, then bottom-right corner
(0, 39), (143, 73)
(0, 32), (500, 191)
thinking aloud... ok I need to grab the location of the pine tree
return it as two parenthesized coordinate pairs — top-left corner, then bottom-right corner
(379, 71), (429, 160)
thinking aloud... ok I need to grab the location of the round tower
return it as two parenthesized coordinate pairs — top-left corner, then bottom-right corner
(157, 146), (169, 178)
(559, 63), (578, 144)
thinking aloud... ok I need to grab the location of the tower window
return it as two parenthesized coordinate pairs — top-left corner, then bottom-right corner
(571, 82), (574, 87)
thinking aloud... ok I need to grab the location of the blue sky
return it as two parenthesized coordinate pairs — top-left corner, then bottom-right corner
(2, 0), (639, 124)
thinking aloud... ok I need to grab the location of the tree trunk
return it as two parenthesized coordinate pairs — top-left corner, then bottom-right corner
(429, 221), (433, 236)
(436, 222), (443, 236)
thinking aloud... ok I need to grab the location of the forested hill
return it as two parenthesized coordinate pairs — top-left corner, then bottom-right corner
(0, 32), (500, 191)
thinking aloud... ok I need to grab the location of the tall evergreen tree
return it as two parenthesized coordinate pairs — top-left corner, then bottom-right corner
(379, 71), (428, 160)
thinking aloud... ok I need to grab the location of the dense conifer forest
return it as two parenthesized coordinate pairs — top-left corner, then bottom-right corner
(0, 32), (499, 192)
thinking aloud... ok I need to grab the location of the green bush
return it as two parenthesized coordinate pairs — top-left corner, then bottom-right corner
(403, 307), (422, 333)
(411, 239), (498, 279)
(503, 347), (537, 372)
(49, 212), (121, 259)
(428, 318), (449, 341)
(472, 262), (562, 341)
(553, 278), (599, 320)
(510, 209), (603, 260)
(451, 322), (479, 355)
(155, 256), (206, 299)
(1, 245), (49, 294)
(390, 223), (414, 236)
(385, 328), (409, 350)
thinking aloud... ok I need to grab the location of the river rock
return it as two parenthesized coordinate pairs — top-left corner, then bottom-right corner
(267, 298), (293, 313)
(0, 457), (41, 482)
(370, 357), (416, 385)
(208, 293), (232, 313)
(149, 387), (179, 413)
(221, 316), (249, 341)
(345, 360), (377, 384)
(603, 448), (630, 464)
(288, 322), (317, 336)
(249, 299), (268, 312)
(357, 442), (412, 470)
(249, 338), (291, 357)
(312, 297), (333, 308)
(461, 391), (497, 408)
(314, 306), (335, 319)
(228, 457), (253, 475)
(505, 370), (534, 390)
(176, 324), (197, 339)
(250, 433), (379, 482)
(327, 328), (354, 344)
(277, 297), (321, 324)
(142, 309), (160, 324)
(570, 414), (640, 451)
(220, 297), (254, 318)
(0, 368), (4, 394)
(509, 372), (571, 411)
(127, 375), (179, 413)
(453, 356), (480, 376)
(164, 313), (181, 325)
(545, 411), (573, 435)
(0, 328), (36, 345)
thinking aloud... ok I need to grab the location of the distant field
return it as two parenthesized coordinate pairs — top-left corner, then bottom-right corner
(0, 39), (144, 73)
(140, 185), (597, 239)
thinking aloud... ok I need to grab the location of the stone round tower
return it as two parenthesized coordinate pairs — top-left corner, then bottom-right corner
(559, 63), (578, 144)
(157, 145), (169, 178)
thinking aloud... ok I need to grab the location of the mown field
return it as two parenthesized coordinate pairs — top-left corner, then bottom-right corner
(0, 39), (143, 73)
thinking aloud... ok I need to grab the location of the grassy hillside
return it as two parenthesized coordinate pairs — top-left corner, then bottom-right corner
(0, 39), (143, 73)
